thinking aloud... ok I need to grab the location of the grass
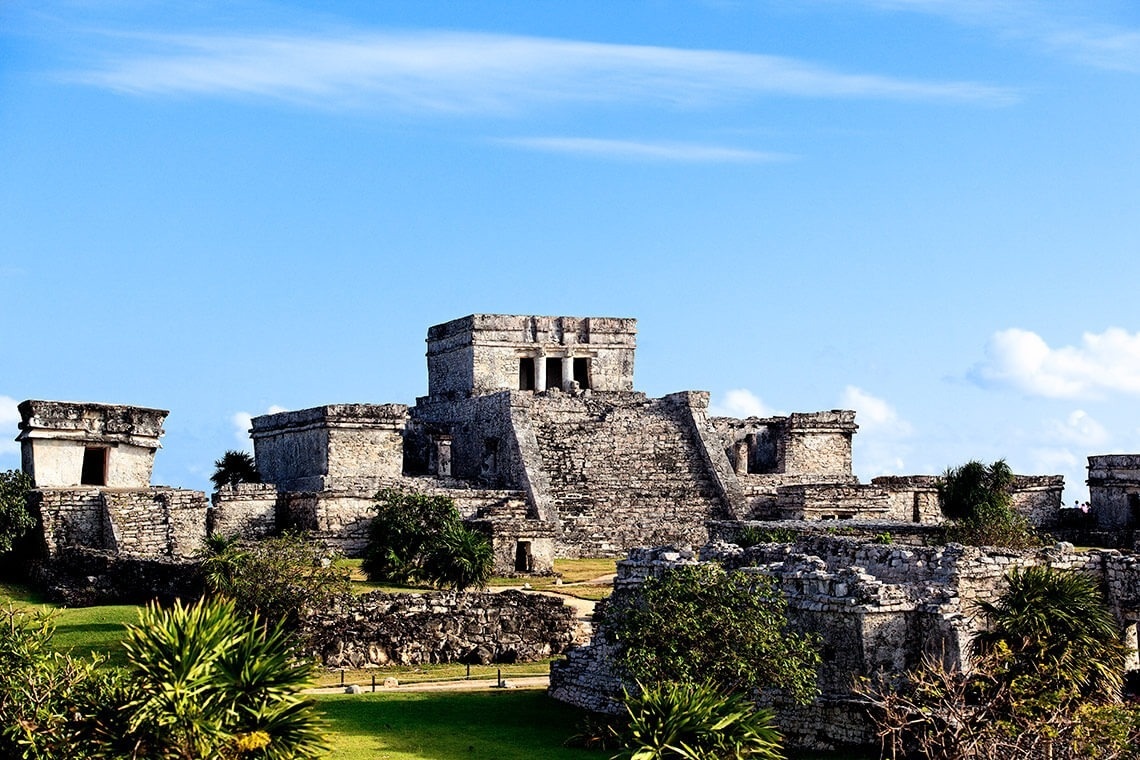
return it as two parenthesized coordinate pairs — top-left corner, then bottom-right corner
(311, 660), (554, 689)
(313, 689), (878, 760)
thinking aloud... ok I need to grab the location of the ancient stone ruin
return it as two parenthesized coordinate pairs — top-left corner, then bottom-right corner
(14, 314), (1071, 583)
(549, 539), (1140, 750)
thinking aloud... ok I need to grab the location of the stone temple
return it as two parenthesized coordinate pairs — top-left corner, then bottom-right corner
(15, 314), (1067, 581)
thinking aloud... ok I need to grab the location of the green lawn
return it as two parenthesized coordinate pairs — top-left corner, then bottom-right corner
(315, 690), (588, 760)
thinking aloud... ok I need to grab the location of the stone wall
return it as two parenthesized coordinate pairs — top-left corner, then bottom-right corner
(302, 589), (577, 667)
(550, 540), (1140, 751)
(210, 482), (279, 540)
(31, 487), (209, 560)
(251, 404), (408, 491)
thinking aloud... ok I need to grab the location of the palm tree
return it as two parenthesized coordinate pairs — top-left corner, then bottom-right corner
(421, 523), (494, 591)
(210, 450), (261, 490)
(974, 566), (1127, 701)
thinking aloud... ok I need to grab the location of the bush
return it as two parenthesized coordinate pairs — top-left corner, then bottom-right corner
(363, 488), (493, 590)
(123, 596), (328, 759)
(0, 469), (34, 556)
(736, 526), (797, 547)
(606, 564), (820, 704)
(938, 459), (1042, 549)
(614, 680), (784, 760)
(201, 532), (353, 630)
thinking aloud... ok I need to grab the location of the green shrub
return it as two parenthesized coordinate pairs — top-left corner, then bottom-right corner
(938, 460), (1042, 549)
(614, 680), (784, 760)
(363, 488), (493, 590)
(210, 450), (261, 490)
(0, 469), (34, 556)
(201, 532), (353, 630)
(123, 596), (328, 759)
(607, 564), (820, 704)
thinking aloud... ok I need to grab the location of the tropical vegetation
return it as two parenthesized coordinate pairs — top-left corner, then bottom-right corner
(0, 468), (34, 556)
(363, 488), (493, 591)
(938, 459), (1041, 548)
(211, 450), (262, 490)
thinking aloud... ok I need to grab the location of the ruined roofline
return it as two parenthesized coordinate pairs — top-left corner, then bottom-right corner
(710, 409), (858, 432)
(426, 314), (637, 349)
(250, 404), (409, 436)
(17, 399), (168, 448)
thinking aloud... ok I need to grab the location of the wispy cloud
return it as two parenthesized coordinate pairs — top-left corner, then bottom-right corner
(708, 389), (781, 418)
(64, 29), (1015, 112)
(855, 0), (1140, 73)
(501, 137), (793, 163)
(969, 327), (1140, 399)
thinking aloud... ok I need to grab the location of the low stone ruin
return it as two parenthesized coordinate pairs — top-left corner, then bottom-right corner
(549, 539), (1140, 750)
(301, 589), (578, 668)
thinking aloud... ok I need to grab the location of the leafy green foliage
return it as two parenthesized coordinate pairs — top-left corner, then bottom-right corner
(975, 566), (1127, 701)
(363, 488), (493, 590)
(201, 532), (353, 630)
(0, 604), (135, 758)
(857, 566), (1139, 760)
(0, 469), (34, 555)
(938, 459), (1041, 548)
(614, 680), (784, 760)
(421, 521), (495, 591)
(123, 596), (328, 759)
(211, 450), (261, 490)
(607, 564), (820, 704)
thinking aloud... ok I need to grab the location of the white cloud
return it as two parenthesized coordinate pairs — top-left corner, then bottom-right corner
(500, 137), (793, 164)
(841, 385), (912, 437)
(840, 386), (912, 477)
(708, 389), (779, 418)
(231, 405), (289, 449)
(65, 29), (1014, 111)
(970, 327), (1140, 399)
(0, 396), (20, 458)
(1044, 409), (1109, 447)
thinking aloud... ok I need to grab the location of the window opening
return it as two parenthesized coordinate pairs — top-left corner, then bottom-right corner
(573, 357), (591, 390)
(545, 358), (563, 391)
(81, 447), (107, 486)
(518, 358), (536, 391)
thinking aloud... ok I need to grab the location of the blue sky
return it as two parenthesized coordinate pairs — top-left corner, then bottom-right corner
(3, 1), (1139, 501)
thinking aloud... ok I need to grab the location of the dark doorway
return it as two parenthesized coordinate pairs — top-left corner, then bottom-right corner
(573, 357), (590, 389)
(515, 541), (533, 572)
(519, 358), (536, 390)
(81, 447), (107, 486)
(545, 358), (563, 391)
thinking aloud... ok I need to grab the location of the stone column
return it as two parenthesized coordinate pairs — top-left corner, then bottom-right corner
(733, 441), (749, 476)
(562, 357), (573, 392)
(536, 351), (547, 392)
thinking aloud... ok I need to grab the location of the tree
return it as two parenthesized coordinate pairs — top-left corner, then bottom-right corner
(605, 563), (820, 705)
(938, 459), (1040, 548)
(362, 488), (493, 590)
(210, 450), (261, 490)
(122, 596), (328, 759)
(201, 532), (352, 630)
(0, 469), (34, 555)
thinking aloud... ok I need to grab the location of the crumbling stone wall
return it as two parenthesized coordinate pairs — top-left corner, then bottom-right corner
(31, 487), (209, 560)
(1089, 454), (1140, 531)
(302, 589), (577, 667)
(550, 540), (1140, 751)
(210, 483), (279, 540)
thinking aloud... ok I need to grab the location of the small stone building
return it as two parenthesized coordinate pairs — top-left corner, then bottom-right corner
(16, 400), (209, 562)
